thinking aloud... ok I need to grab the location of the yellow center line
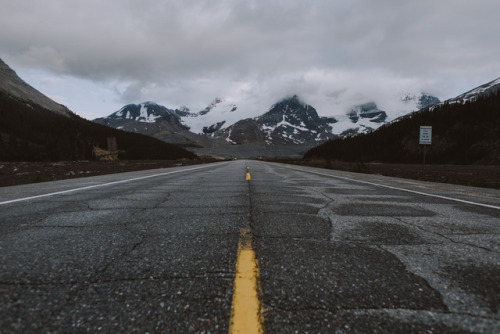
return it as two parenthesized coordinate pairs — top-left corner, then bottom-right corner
(229, 228), (264, 334)
(245, 162), (252, 180)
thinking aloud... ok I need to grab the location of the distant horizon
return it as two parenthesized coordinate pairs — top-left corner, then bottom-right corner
(4, 56), (500, 127)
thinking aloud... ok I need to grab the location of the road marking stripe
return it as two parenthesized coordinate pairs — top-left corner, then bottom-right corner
(246, 162), (252, 180)
(230, 228), (264, 334)
(0, 164), (217, 206)
(283, 165), (500, 210)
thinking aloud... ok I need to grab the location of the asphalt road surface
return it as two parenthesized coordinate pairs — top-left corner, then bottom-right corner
(1, 160), (499, 333)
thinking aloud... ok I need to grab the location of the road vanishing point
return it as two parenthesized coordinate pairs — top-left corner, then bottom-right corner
(1, 160), (499, 333)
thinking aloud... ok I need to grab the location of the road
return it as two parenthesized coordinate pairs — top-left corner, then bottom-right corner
(1, 160), (499, 333)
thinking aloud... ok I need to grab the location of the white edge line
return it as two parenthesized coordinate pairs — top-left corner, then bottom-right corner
(0, 164), (215, 206)
(282, 165), (500, 210)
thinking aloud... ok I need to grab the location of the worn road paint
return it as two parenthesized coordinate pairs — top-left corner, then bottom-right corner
(229, 228), (264, 334)
(246, 172), (252, 181)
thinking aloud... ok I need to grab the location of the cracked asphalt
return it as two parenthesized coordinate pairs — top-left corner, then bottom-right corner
(0, 160), (499, 333)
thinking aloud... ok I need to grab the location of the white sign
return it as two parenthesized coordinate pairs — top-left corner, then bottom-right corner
(419, 126), (432, 145)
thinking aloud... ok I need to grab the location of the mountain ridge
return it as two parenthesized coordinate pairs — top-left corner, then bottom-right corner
(0, 58), (73, 117)
(93, 76), (499, 158)
(95, 91), (443, 157)
(441, 77), (500, 105)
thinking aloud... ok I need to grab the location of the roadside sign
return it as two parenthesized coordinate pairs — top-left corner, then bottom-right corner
(419, 126), (432, 145)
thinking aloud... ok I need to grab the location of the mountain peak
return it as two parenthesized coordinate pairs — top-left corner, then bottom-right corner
(264, 95), (317, 123)
(273, 94), (305, 108)
(142, 101), (160, 106)
(109, 102), (179, 123)
(199, 97), (225, 115)
(0, 58), (16, 74)
(287, 94), (300, 102)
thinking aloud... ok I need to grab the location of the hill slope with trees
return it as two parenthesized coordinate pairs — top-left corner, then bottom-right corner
(304, 92), (500, 165)
(0, 91), (197, 161)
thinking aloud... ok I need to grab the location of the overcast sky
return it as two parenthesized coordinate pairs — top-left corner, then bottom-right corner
(1, 0), (499, 120)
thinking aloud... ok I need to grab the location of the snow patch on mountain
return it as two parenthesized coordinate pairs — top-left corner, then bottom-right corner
(116, 102), (162, 123)
(180, 97), (250, 134)
(111, 101), (176, 123)
(446, 77), (500, 105)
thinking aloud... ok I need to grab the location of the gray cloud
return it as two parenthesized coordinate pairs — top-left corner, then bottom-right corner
(1, 0), (500, 117)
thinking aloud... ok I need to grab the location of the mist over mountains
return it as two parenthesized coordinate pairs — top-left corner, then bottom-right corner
(306, 77), (500, 165)
(93, 76), (499, 161)
(94, 90), (442, 158)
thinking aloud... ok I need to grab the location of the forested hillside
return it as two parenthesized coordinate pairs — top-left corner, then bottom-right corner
(304, 92), (500, 165)
(0, 91), (197, 161)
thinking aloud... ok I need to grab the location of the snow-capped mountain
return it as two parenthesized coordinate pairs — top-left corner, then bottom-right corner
(330, 102), (388, 137)
(385, 78), (500, 127)
(194, 94), (439, 139)
(401, 93), (441, 110)
(93, 102), (211, 148)
(94, 102), (188, 131)
(325, 92), (441, 138)
(93, 91), (442, 156)
(216, 95), (338, 145)
(179, 97), (241, 134)
(104, 101), (181, 123)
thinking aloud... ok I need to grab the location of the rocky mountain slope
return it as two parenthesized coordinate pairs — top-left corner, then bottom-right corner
(215, 95), (337, 146)
(93, 102), (211, 148)
(0, 58), (73, 117)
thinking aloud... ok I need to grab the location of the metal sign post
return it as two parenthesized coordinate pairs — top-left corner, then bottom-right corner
(419, 126), (432, 167)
